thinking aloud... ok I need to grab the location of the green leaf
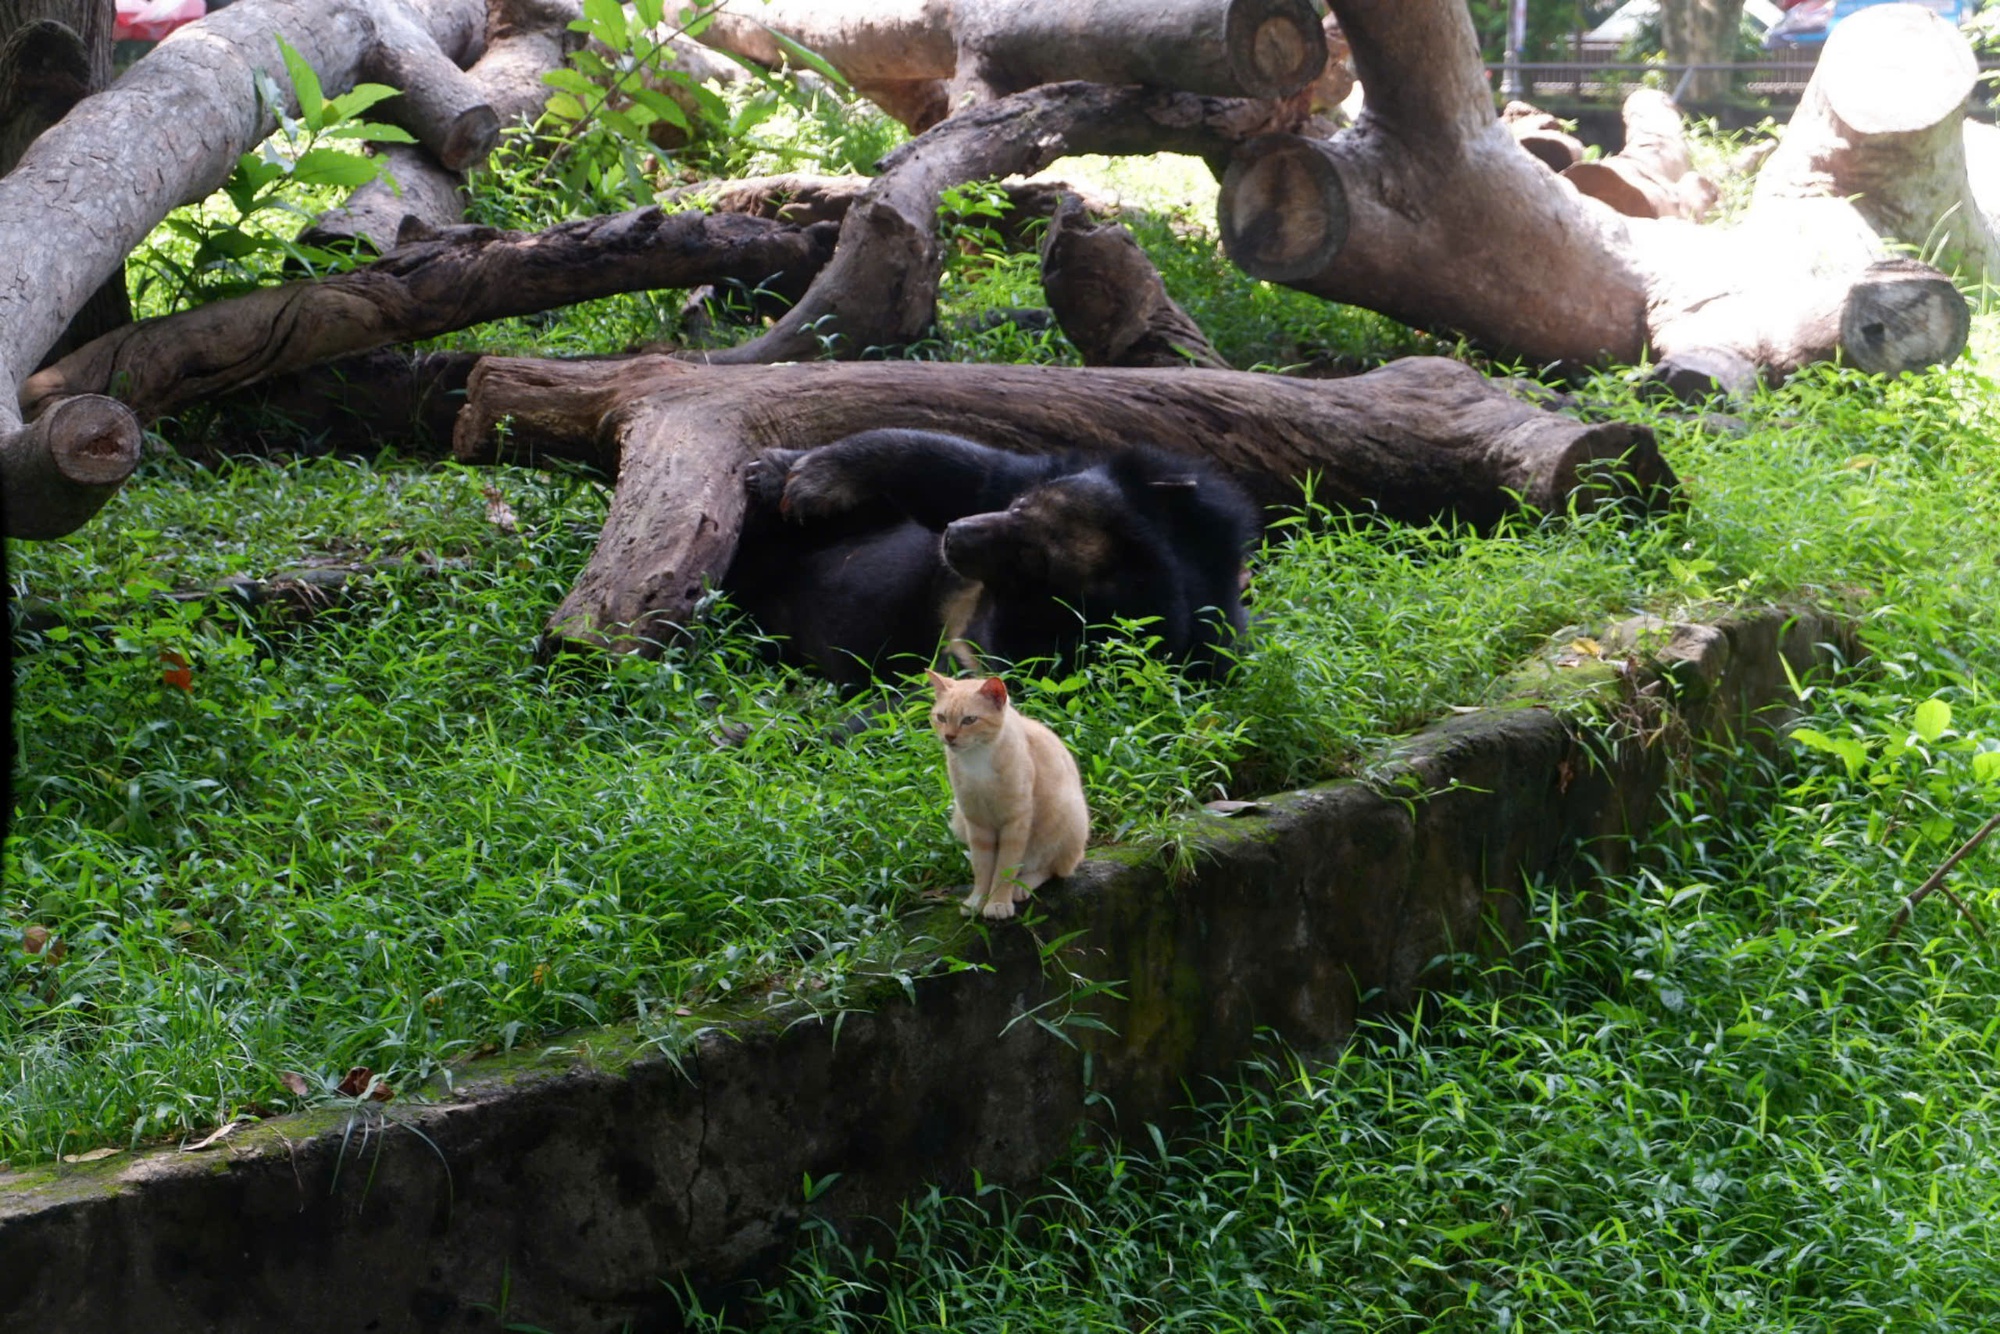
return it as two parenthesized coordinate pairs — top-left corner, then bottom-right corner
(320, 122), (419, 145)
(288, 147), (384, 188)
(327, 83), (403, 121)
(760, 24), (850, 88)
(1914, 698), (1951, 743)
(276, 36), (324, 130)
(541, 67), (601, 98)
(583, 0), (628, 48)
(543, 91), (586, 122)
(630, 87), (692, 132)
(1974, 750), (2000, 785)
(633, 0), (666, 27)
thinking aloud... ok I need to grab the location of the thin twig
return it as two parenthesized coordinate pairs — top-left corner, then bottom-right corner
(1888, 809), (2000, 940)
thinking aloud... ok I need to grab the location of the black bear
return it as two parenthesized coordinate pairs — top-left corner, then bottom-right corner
(719, 428), (1260, 685)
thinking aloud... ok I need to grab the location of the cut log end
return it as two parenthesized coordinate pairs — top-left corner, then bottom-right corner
(1225, 0), (1328, 100)
(1219, 135), (1347, 282)
(1839, 260), (1970, 377)
(438, 106), (502, 173)
(1547, 422), (1681, 517)
(1817, 4), (1977, 138)
(2, 394), (144, 540)
(1646, 348), (1760, 406)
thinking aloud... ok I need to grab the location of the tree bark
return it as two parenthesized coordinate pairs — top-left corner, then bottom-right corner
(0, 0), (497, 539)
(697, 0), (1326, 128)
(659, 172), (1117, 249)
(24, 209), (839, 424)
(1659, 0), (1747, 105)
(1213, 0), (1969, 393)
(1752, 3), (1998, 277)
(449, 355), (1676, 654)
(303, 0), (584, 255)
(199, 348), (485, 461)
(1, 1), (131, 362)
(1562, 89), (1718, 222)
(1040, 193), (1230, 369)
(691, 81), (1322, 367)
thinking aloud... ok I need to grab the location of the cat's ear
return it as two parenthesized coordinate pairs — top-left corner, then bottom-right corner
(978, 676), (1008, 706)
(926, 668), (953, 693)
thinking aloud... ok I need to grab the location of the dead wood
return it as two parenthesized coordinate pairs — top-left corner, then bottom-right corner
(1501, 101), (1582, 174)
(689, 81), (1322, 367)
(1040, 194), (1229, 369)
(450, 354), (1675, 654)
(698, 0), (1326, 128)
(1562, 89), (1717, 222)
(304, 0), (584, 255)
(198, 348), (485, 461)
(1753, 4), (1998, 276)
(1, 1), (130, 363)
(1214, 0), (1969, 396)
(0, 0), (496, 538)
(24, 209), (838, 425)
(659, 173), (1118, 249)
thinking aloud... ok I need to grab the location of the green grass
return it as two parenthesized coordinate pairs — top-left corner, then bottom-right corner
(8, 90), (2000, 1184)
(672, 359), (2000, 1334)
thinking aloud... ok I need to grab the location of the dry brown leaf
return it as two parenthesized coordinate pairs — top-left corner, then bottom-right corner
(62, 1146), (121, 1163)
(180, 1119), (250, 1153)
(335, 1066), (373, 1099)
(1203, 799), (1269, 817)
(368, 1082), (395, 1103)
(278, 1071), (311, 1098)
(21, 924), (49, 954)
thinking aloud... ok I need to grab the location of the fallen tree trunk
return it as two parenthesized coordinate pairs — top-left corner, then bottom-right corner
(659, 172), (1117, 248)
(303, 0), (583, 254)
(1752, 3), (1998, 277)
(1213, 0), (1970, 392)
(1562, 89), (1717, 222)
(197, 348), (485, 460)
(692, 81), (1323, 366)
(449, 355), (1675, 654)
(24, 209), (838, 423)
(698, 0), (1327, 128)
(2, 0), (131, 363)
(0, 0), (494, 539)
(1040, 193), (1230, 369)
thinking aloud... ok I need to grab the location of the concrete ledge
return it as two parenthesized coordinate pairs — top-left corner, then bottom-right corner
(0, 607), (1855, 1333)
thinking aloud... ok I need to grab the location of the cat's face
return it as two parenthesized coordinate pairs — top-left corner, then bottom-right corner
(927, 671), (1008, 751)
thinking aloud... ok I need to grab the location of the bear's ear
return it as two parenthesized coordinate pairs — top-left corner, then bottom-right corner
(927, 669), (953, 693)
(978, 676), (1009, 706)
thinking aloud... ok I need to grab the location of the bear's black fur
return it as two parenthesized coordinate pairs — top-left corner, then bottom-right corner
(719, 428), (1260, 685)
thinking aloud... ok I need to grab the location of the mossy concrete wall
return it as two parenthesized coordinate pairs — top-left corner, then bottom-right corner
(0, 608), (1853, 1334)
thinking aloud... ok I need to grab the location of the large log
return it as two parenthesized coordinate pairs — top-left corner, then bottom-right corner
(0, 0), (492, 539)
(1213, 0), (1970, 393)
(1, 0), (130, 363)
(303, 0), (583, 255)
(1562, 89), (1718, 222)
(1752, 4), (1998, 277)
(24, 209), (839, 424)
(692, 81), (1323, 366)
(697, 0), (1327, 129)
(449, 355), (1676, 654)
(1039, 193), (1230, 369)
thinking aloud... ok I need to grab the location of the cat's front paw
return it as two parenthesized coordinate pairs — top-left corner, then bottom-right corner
(980, 895), (1017, 921)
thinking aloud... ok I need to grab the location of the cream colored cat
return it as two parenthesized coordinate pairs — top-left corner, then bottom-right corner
(927, 671), (1089, 920)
